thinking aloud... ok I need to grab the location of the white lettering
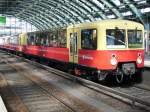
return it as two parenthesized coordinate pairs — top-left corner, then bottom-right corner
(82, 55), (93, 60)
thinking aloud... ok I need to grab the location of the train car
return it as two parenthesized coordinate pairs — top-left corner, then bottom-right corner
(0, 35), (21, 52)
(0, 20), (144, 83)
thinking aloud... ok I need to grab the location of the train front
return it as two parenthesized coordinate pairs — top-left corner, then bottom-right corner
(97, 20), (144, 83)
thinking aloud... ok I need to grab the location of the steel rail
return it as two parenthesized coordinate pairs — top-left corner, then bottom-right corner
(1, 50), (150, 109)
(0, 54), (76, 112)
(22, 57), (150, 108)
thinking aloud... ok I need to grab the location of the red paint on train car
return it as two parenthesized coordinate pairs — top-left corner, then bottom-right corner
(23, 45), (69, 62)
(78, 50), (144, 70)
(2, 44), (22, 51)
(16, 45), (23, 52)
(4, 44), (15, 50)
(44, 47), (69, 62)
(1, 45), (144, 70)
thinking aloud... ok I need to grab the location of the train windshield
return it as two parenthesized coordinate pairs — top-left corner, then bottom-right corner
(106, 29), (126, 48)
(128, 30), (143, 48)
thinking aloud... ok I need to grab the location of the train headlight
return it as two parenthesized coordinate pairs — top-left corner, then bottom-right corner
(137, 53), (142, 64)
(110, 54), (117, 66)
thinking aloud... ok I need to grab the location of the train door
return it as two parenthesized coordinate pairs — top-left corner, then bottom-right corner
(69, 31), (78, 64)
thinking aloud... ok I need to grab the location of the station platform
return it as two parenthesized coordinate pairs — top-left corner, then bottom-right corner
(0, 96), (7, 112)
(145, 54), (150, 67)
(140, 54), (150, 91)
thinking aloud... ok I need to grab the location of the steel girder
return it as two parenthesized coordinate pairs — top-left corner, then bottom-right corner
(8, 1), (58, 29)
(17, 5), (66, 28)
(99, 0), (123, 18)
(23, 0), (106, 24)
(23, 8), (60, 27)
(20, 11), (54, 29)
(16, 16), (43, 30)
(122, 0), (144, 24)
(10, 0), (76, 29)
(2, 0), (148, 30)
(14, 10), (54, 30)
(40, 1), (75, 24)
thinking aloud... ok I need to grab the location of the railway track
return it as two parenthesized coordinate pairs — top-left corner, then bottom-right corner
(0, 52), (111, 112)
(0, 51), (150, 111)
(21, 56), (150, 110)
(0, 60), (75, 112)
(112, 85), (150, 105)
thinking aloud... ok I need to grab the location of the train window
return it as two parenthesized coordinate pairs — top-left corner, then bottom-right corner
(81, 29), (97, 50)
(35, 33), (41, 46)
(128, 30), (143, 48)
(106, 29), (125, 48)
(51, 30), (58, 47)
(26, 29), (66, 48)
(70, 33), (74, 54)
(40, 32), (47, 46)
(57, 29), (67, 48)
(70, 33), (77, 54)
(27, 33), (35, 45)
(45, 31), (52, 47)
(45, 32), (50, 46)
(43, 29), (67, 48)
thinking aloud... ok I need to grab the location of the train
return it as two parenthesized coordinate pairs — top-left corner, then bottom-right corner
(0, 20), (144, 83)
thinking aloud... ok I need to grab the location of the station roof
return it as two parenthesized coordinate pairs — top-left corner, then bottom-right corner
(0, 0), (149, 30)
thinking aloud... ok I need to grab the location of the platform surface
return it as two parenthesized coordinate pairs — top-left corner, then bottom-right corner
(145, 54), (150, 67)
(140, 54), (150, 90)
(0, 96), (7, 112)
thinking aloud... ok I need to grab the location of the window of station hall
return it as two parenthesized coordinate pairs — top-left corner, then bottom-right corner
(81, 29), (97, 50)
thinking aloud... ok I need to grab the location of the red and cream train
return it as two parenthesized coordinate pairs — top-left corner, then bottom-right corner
(0, 20), (144, 83)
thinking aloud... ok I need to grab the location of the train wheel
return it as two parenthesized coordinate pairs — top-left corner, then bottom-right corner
(74, 68), (81, 76)
(97, 71), (107, 81)
(115, 69), (124, 84)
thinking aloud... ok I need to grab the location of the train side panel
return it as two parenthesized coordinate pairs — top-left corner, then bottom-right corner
(78, 49), (144, 70)
(23, 45), (69, 62)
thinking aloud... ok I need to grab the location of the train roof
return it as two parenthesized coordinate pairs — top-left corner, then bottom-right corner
(67, 19), (144, 29)
(24, 19), (144, 34)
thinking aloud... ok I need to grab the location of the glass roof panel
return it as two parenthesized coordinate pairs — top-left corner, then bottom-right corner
(137, 0), (147, 4)
(92, 0), (104, 10)
(0, 0), (149, 30)
(133, 0), (141, 1)
(111, 0), (121, 6)
(107, 15), (115, 19)
(141, 7), (150, 13)
(122, 11), (132, 16)
(119, 5), (125, 9)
